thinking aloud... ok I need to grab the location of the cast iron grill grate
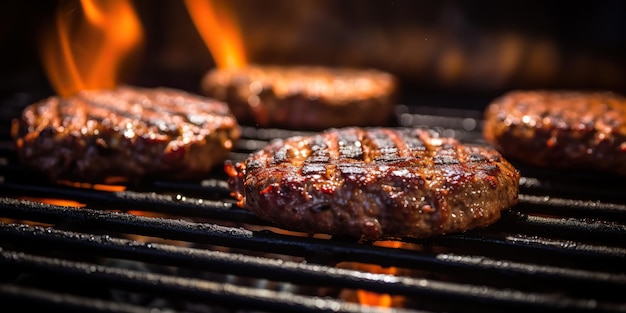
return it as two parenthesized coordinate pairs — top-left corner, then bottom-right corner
(0, 102), (625, 313)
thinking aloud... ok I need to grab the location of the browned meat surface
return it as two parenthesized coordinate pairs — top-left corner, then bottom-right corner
(201, 65), (398, 130)
(11, 85), (241, 183)
(226, 127), (520, 241)
(483, 90), (626, 175)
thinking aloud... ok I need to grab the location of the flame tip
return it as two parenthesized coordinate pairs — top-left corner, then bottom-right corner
(41, 0), (143, 96)
(184, 0), (247, 69)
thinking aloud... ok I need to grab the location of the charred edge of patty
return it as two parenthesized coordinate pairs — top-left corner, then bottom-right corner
(225, 160), (247, 207)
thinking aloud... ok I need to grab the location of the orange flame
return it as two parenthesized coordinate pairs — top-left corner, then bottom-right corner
(355, 240), (402, 307)
(183, 0), (247, 69)
(20, 181), (127, 209)
(40, 0), (143, 97)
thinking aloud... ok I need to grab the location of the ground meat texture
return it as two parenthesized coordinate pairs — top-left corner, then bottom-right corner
(11, 85), (241, 183)
(201, 65), (398, 131)
(225, 127), (520, 241)
(483, 90), (626, 175)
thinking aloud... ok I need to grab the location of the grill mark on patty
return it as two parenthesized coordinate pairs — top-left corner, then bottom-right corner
(83, 92), (170, 122)
(466, 151), (488, 163)
(404, 134), (427, 153)
(80, 96), (191, 140)
(77, 87), (233, 134)
(386, 128), (421, 163)
(91, 95), (184, 127)
(433, 145), (461, 165)
(302, 134), (332, 176)
(308, 134), (330, 163)
(369, 128), (401, 163)
(337, 128), (364, 161)
(69, 95), (161, 129)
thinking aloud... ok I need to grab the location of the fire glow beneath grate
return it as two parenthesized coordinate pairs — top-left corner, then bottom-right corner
(1, 103), (626, 312)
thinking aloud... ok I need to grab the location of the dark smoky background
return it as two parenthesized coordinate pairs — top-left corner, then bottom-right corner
(1, 0), (625, 109)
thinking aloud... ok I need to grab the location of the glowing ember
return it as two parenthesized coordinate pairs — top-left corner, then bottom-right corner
(356, 240), (402, 307)
(20, 197), (86, 208)
(57, 180), (127, 192)
(40, 0), (143, 96)
(184, 0), (247, 69)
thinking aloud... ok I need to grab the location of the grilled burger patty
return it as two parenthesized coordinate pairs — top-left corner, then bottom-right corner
(12, 85), (240, 183)
(483, 90), (626, 175)
(201, 65), (398, 130)
(226, 127), (520, 241)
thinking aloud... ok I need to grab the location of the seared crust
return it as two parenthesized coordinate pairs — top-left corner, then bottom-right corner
(11, 85), (241, 183)
(201, 65), (398, 130)
(483, 90), (626, 175)
(226, 127), (520, 241)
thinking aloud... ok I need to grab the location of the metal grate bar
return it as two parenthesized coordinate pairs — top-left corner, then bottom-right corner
(519, 176), (626, 202)
(0, 182), (259, 223)
(3, 180), (626, 241)
(1, 222), (624, 296)
(0, 250), (423, 313)
(433, 232), (626, 261)
(0, 284), (158, 313)
(2, 198), (625, 268)
(489, 211), (626, 245)
(2, 170), (625, 223)
(1, 248), (621, 312)
(517, 194), (626, 216)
